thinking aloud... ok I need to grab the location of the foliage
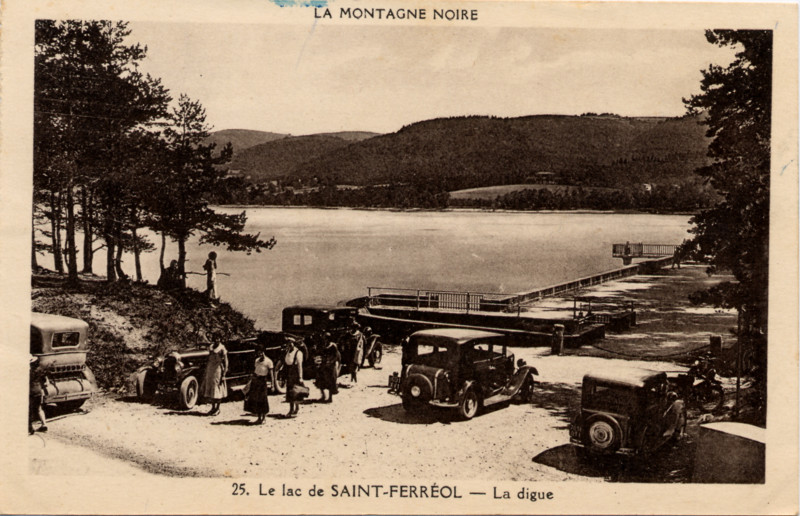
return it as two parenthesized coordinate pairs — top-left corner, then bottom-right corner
(148, 94), (277, 281)
(228, 115), (710, 193)
(682, 30), (771, 334)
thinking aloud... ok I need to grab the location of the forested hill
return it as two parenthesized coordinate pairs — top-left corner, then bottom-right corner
(230, 115), (710, 190)
(204, 129), (287, 154)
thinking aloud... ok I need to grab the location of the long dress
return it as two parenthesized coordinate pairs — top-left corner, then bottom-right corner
(202, 344), (228, 401)
(315, 343), (340, 395)
(244, 356), (272, 415)
(204, 259), (218, 300)
(284, 348), (304, 402)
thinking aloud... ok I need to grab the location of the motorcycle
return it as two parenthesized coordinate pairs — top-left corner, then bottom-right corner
(670, 355), (724, 413)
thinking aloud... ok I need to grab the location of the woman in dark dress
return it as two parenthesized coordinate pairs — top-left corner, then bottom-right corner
(316, 333), (340, 403)
(244, 347), (274, 424)
(284, 339), (305, 417)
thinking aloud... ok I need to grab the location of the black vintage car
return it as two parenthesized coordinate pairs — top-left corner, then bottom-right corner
(395, 328), (538, 420)
(569, 368), (686, 457)
(134, 331), (294, 409)
(280, 305), (381, 380)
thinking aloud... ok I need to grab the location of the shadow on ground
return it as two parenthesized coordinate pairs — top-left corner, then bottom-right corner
(533, 434), (696, 483)
(529, 381), (581, 429)
(363, 403), (456, 425)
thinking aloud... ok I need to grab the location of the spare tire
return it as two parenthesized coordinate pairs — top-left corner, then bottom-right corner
(583, 416), (621, 452)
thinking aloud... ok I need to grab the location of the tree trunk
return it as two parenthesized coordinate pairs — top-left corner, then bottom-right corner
(51, 191), (64, 274)
(81, 187), (94, 274)
(105, 218), (117, 282)
(65, 186), (79, 283)
(159, 232), (166, 273)
(115, 242), (126, 280)
(31, 224), (39, 270)
(177, 236), (187, 288)
(132, 226), (143, 282)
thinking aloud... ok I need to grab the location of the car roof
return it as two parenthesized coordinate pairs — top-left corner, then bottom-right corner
(283, 305), (356, 313)
(584, 367), (666, 389)
(410, 328), (505, 344)
(30, 312), (89, 333)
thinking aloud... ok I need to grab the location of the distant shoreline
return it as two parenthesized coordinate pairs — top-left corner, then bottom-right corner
(213, 204), (699, 217)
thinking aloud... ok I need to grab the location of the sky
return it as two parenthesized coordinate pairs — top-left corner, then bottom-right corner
(128, 23), (737, 135)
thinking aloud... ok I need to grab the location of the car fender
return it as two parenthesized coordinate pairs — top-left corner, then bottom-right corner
(519, 365), (538, 376)
(455, 379), (478, 402)
(178, 366), (203, 384)
(404, 373), (434, 401)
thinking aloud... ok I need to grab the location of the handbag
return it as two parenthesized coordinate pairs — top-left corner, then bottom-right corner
(291, 383), (310, 400)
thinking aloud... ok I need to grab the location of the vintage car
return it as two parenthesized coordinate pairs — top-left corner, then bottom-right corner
(30, 312), (98, 410)
(396, 328), (538, 420)
(569, 368), (686, 457)
(134, 331), (294, 409)
(281, 305), (381, 379)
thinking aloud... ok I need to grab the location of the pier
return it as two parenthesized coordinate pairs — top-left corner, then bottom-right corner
(355, 253), (677, 347)
(613, 242), (679, 265)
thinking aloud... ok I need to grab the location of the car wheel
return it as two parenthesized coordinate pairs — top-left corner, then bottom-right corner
(698, 384), (724, 413)
(585, 418), (620, 452)
(273, 361), (287, 394)
(458, 388), (480, 420)
(178, 376), (199, 410)
(369, 343), (383, 367)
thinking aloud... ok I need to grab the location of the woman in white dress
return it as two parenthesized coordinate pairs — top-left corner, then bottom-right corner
(202, 340), (228, 416)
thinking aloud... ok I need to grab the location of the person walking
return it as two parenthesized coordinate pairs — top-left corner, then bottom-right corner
(284, 338), (306, 417)
(203, 251), (219, 301)
(316, 333), (340, 403)
(202, 339), (228, 416)
(244, 346), (274, 424)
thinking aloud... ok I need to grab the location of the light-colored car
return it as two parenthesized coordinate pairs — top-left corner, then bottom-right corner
(30, 312), (98, 410)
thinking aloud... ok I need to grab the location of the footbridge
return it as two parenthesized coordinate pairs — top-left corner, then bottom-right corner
(613, 243), (679, 265)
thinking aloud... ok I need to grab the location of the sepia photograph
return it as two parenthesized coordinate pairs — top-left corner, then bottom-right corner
(0, 0), (797, 514)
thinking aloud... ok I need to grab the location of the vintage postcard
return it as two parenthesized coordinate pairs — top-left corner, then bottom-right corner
(0, 0), (797, 514)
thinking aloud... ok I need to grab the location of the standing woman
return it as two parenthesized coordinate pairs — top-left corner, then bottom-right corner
(203, 339), (228, 416)
(244, 346), (274, 424)
(316, 333), (340, 403)
(203, 251), (219, 301)
(284, 338), (305, 417)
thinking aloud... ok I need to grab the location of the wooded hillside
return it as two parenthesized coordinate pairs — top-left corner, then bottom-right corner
(223, 114), (710, 191)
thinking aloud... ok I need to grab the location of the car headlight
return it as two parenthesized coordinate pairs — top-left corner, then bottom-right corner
(411, 385), (421, 397)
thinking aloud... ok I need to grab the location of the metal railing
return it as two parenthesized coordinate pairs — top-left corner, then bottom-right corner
(366, 287), (519, 315)
(612, 243), (678, 258)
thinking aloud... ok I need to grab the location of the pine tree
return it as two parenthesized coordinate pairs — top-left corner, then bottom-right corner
(683, 30), (771, 396)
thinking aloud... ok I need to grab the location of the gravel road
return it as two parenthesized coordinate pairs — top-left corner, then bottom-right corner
(31, 347), (698, 482)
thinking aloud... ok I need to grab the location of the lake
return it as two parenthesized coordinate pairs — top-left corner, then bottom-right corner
(62, 208), (692, 330)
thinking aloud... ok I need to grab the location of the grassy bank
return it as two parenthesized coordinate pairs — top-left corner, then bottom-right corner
(32, 271), (257, 392)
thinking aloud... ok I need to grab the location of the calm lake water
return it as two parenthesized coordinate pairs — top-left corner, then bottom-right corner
(66, 208), (692, 330)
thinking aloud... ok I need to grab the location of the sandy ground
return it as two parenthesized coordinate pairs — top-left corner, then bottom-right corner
(28, 266), (740, 482)
(31, 349), (706, 482)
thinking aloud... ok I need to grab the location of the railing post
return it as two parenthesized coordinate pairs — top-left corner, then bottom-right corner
(416, 290), (420, 310)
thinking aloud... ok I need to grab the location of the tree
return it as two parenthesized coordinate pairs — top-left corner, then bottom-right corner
(682, 30), (771, 387)
(34, 20), (170, 282)
(150, 95), (276, 285)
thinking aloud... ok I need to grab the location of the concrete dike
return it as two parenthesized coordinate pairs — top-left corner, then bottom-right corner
(352, 257), (674, 347)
